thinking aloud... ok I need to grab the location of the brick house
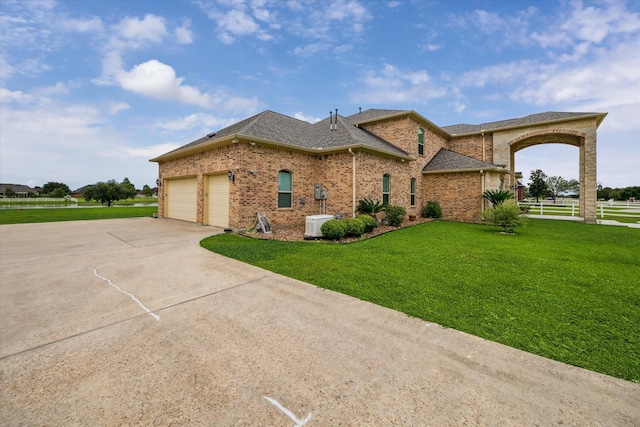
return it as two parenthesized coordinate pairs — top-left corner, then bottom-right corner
(150, 109), (605, 228)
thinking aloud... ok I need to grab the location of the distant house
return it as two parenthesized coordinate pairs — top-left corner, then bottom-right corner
(0, 183), (37, 198)
(150, 108), (605, 228)
(71, 185), (92, 198)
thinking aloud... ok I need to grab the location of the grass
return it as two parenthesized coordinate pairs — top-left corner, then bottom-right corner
(201, 219), (640, 382)
(0, 206), (157, 224)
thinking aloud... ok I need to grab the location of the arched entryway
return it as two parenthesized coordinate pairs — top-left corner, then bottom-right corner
(492, 120), (601, 223)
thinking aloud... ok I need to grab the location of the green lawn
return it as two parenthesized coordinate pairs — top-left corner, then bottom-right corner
(201, 220), (640, 382)
(0, 206), (157, 224)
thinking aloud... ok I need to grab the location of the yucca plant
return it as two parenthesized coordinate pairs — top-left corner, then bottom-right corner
(356, 198), (384, 215)
(482, 189), (514, 207)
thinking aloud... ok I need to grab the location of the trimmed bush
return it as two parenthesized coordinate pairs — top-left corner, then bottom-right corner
(482, 200), (527, 233)
(321, 219), (347, 240)
(422, 200), (442, 218)
(384, 205), (406, 227)
(343, 217), (366, 237)
(357, 214), (377, 233)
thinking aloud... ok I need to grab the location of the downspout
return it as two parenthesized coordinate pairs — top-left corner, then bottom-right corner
(481, 130), (486, 162)
(480, 169), (485, 211)
(349, 148), (356, 217)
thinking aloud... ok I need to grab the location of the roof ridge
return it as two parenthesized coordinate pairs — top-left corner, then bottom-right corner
(239, 110), (272, 135)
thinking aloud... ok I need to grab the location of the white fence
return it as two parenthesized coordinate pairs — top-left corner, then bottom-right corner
(519, 200), (640, 219)
(0, 197), (78, 204)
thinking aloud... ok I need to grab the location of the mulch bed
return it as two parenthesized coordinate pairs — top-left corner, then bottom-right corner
(240, 217), (434, 243)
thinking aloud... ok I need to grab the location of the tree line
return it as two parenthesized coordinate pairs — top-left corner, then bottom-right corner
(527, 169), (638, 202)
(4, 179), (156, 205)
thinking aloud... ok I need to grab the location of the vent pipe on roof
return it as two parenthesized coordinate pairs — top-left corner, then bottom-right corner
(329, 111), (333, 131)
(334, 108), (338, 131)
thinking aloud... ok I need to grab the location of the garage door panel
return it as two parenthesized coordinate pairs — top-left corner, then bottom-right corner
(207, 174), (229, 227)
(166, 178), (197, 223)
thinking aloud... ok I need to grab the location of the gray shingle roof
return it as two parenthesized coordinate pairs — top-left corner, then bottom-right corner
(442, 112), (603, 135)
(158, 110), (411, 159)
(0, 183), (37, 194)
(422, 149), (504, 173)
(345, 109), (409, 124)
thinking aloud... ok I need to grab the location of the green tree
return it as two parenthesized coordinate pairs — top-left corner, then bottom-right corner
(120, 177), (137, 200)
(619, 186), (640, 200)
(528, 169), (548, 202)
(4, 186), (16, 198)
(142, 184), (153, 197)
(566, 179), (580, 197)
(84, 179), (135, 206)
(42, 181), (70, 196)
(545, 176), (569, 200)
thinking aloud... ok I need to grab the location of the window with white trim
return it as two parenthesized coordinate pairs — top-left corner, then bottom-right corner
(382, 174), (390, 205)
(278, 170), (292, 208)
(410, 178), (416, 206)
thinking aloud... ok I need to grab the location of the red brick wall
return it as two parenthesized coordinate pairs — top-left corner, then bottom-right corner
(447, 134), (494, 163)
(424, 171), (484, 222)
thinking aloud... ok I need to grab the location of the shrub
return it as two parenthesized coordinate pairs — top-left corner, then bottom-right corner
(482, 200), (527, 233)
(343, 218), (366, 237)
(321, 219), (347, 240)
(357, 214), (377, 233)
(422, 201), (442, 218)
(383, 205), (406, 227)
(356, 198), (384, 215)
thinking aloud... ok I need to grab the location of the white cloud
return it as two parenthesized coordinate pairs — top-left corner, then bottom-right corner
(211, 8), (262, 44)
(175, 20), (193, 44)
(114, 14), (168, 44)
(532, 1), (640, 49)
(293, 43), (326, 57)
(511, 37), (640, 108)
(115, 59), (213, 108)
(350, 63), (446, 105)
(59, 17), (104, 33)
(0, 88), (37, 104)
(155, 113), (237, 131)
(127, 143), (181, 158)
(36, 82), (69, 96)
(202, 0), (371, 49)
(108, 102), (130, 115)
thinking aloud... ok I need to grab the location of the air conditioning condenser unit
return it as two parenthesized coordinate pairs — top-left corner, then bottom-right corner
(304, 214), (334, 238)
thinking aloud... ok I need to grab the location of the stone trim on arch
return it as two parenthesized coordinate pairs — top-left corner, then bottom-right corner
(508, 128), (588, 152)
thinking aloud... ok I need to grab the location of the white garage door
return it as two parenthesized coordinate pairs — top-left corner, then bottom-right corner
(166, 177), (197, 222)
(207, 174), (229, 227)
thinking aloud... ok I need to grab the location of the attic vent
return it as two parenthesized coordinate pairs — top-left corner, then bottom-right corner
(207, 132), (216, 138)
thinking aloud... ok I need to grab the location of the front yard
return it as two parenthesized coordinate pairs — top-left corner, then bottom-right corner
(201, 219), (640, 383)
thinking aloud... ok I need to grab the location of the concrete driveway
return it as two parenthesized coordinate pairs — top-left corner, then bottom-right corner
(1, 218), (638, 426)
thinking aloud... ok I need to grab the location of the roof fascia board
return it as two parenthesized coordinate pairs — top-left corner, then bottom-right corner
(423, 166), (506, 174)
(448, 113), (608, 137)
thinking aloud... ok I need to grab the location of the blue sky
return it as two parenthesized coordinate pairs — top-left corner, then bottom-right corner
(1, 0), (638, 191)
